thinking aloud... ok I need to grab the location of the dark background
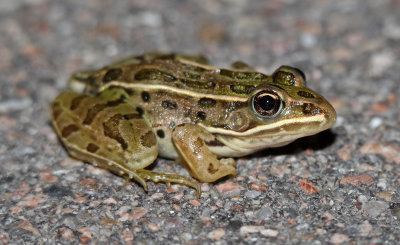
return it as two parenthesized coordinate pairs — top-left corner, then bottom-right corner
(1, 0), (399, 244)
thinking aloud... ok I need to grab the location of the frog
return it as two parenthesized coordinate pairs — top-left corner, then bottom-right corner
(51, 53), (336, 197)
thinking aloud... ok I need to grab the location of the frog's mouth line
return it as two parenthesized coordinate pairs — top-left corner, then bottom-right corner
(201, 114), (332, 138)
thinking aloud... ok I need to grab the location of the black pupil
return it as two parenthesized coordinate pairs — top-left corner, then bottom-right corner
(259, 95), (276, 111)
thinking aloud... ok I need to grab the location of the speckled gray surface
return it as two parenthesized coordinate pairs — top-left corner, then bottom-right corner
(1, 0), (400, 244)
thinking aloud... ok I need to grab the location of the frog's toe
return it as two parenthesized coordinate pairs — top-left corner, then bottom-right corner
(128, 172), (148, 192)
(135, 169), (201, 198)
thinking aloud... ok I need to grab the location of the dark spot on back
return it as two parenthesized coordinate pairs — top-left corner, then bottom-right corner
(70, 95), (88, 110)
(103, 68), (123, 83)
(162, 100), (177, 109)
(103, 114), (128, 150)
(86, 143), (99, 153)
(141, 92), (150, 102)
(156, 129), (165, 138)
(106, 95), (126, 106)
(136, 107), (144, 115)
(83, 94), (126, 125)
(297, 91), (315, 98)
(198, 98), (217, 108)
(134, 68), (177, 82)
(123, 88), (135, 96)
(83, 104), (107, 124)
(196, 111), (206, 120)
(123, 113), (142, 120)
(61, 124), (79, 138)
(140, 131), (157, 148)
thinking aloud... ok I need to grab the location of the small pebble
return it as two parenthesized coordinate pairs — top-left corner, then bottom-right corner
(330, 233), (349, 244)
(207, 228), (226, 241)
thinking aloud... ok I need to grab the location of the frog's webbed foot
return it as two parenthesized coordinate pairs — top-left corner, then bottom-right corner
(172, 124), (237, 183)
(135, 169), (201, 198)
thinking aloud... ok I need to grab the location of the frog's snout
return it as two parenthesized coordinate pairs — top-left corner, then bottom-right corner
(318, 96), (337, 131)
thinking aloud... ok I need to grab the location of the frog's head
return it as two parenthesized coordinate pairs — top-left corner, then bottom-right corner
(204, 66), (336, 157)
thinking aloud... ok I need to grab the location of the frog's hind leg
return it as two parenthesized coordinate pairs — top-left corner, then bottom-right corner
(51, 87), (156, 183)
(51, 87), (200, 196)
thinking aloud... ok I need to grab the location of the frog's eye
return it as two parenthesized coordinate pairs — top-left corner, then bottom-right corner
(251, 90), (283, 118)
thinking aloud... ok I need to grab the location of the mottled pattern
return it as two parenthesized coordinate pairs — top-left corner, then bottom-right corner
(75, 55), (283, 98)
(83, 104), (108, 125)
(70, 95), (88, 110)
(2, 1), (400, 245)
(61, 124), (79, 137)
(134, 68), (177, 82)
(103, 68), (123, 83)
(140, 131), (157, 148)
(82, 95), (126, 125)
(103, 114), (128, 150)
(86, 143), (99, 153)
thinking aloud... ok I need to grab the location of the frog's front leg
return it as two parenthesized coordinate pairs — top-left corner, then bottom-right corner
(172, 124), (237, 182)
(51, 88), (200, 196)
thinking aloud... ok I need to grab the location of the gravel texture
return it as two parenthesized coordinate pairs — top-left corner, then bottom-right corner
(1, 0), (400, 244)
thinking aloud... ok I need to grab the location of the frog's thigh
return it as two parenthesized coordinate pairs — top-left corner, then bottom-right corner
(172, 124), (237, 183)
(52, 89), (201, 194)
(51, 89), (159, 189)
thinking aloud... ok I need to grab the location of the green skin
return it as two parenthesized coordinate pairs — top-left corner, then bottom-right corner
(51, 53), (336, 197)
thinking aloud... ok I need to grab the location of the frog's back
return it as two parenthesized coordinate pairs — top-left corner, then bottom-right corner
(68, 53), (271, 98)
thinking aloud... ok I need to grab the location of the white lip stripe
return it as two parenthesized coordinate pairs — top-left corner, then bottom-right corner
(101, 82), (249, 102)
(199, 114), (327, 136)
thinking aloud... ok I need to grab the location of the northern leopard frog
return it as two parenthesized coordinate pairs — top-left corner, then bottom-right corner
(51, 53), (336, 197)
